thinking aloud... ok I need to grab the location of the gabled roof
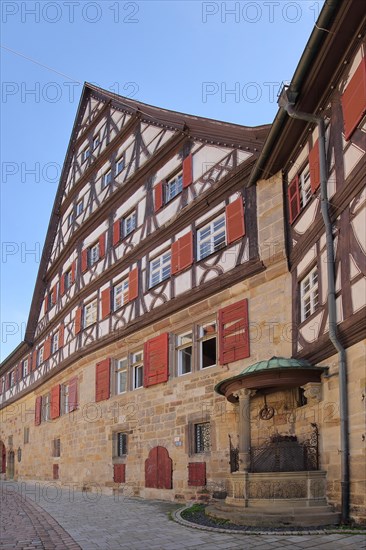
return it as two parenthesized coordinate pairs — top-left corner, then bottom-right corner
(1, 84), (270, 369)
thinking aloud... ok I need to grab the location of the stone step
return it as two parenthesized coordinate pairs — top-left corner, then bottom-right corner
(206, 503), (340, 527)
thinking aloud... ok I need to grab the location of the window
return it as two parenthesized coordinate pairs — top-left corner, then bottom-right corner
(123, 211), (137, 237)
(84, 300), (97, 328)
(299, 165), (311, 208)
(177, 332), (193, 376)
(22, 359), (29, 378)
(165, 173), (183, 202)
(116, 358), (128, 394)
(62, 384), (70, 415)
(37, 346), (44, 367)
(48, 291), (54, 309)
(102, 170), (112, 189)
(10, 371), (15, 387)
(65, 269), (72, 291)
(149, 251), (171, 288)
(52, 438), (61, 458)
(115, 155), (125, 176)
(42, 394), (51, 422)
(76, 199), (83, 217)
(194, 422), (211, 453)
(197, 214), (226, 260)
(8, 435), (13, 447)
(67, 211), (74, 228)
(131, 351), (143, 390)
(300, 267), (319, 322)
(117, 432), (128, 456)
(93, 135), (100, 149)
(81, 146), (91, 163)
(89, 242), (100, 266)
(114, 279), (129, 311)
(51, 332), (59, 354)
(24, 427), (30, 444)
(198, 321), (217, 369)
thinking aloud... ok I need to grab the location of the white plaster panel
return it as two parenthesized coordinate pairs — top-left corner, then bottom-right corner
(237, 151), (252, 164)
(351, 207), (366, 254)
(192, 145), (229, 181)
(299, 310), (323, 343)
(350, 254), (361, 280)
(344, 143), (364, 180)
(288, 144), (309, 181)
(351, 277), (366, 313)
(293, 198), (319, 235)
(297, 246), (317, 278)
(350, 187), (366, 214)
(196, 202), (225, 226)
(174, 271), (192, 296)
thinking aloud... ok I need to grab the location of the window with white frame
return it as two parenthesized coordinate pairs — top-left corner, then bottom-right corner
(299, 165), (311, 208)
(62, 384), (70, 415)
(116, 358), (128, 394)
(102, 170), (112, 189)
(300, 267), (319, 322)
(76, 199), (84, 217)
(65, 269), (72, 290)
(123, 211), (137, 236)
(115, 155), (125, 176)
(176, 332), (193, 375)
(89, 242), (100, 266)
(81, 146), (91, 163)
(131, 351), (143, 390)
(10, 371), (15, 387)
(198, 321), (217, 369)
(93, 134), (100, 150)
(197, 214), (226, 260)
(37, 346), (44, 367)
(51, 332), (59, 354)
(114, 279), (129, 310)
(67, 211), (75, 228)
(149, 250), (171, 288)
(42, 393), (50, 422)
(165, 173), (183, 202)
(84, 300), (97, 328)
(22, 359), (29, 378)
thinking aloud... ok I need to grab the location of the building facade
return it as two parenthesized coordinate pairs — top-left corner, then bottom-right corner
(0, 0), (365, 525)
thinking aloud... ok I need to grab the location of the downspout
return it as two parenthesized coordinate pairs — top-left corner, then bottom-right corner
(278, 89), (349, 524)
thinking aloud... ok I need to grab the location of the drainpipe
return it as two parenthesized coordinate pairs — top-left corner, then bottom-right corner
(278, 88), (349, 524)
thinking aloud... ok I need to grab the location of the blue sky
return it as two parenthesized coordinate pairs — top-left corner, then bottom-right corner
(0, 0), (325, 361)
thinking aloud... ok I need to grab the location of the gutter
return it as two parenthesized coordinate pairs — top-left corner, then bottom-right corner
(278, 87), (349, 524)
(248, 0), (341, 186)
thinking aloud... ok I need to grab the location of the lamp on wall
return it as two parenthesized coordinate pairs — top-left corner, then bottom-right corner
(17, 447), (22, 462)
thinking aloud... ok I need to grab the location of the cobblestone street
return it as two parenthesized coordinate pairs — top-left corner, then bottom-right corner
(1, 482), (365, 549)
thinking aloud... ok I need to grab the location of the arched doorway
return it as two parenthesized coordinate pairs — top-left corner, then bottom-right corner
(145, 446), (172, 489)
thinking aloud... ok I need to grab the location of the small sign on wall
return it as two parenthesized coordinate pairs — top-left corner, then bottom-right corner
(174, 436), (182, 447)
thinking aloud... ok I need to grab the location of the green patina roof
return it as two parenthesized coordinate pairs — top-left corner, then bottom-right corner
(215, 356), (327, 395)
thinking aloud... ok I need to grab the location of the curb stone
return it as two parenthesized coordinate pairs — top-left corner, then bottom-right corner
(172, 503), (366, 536)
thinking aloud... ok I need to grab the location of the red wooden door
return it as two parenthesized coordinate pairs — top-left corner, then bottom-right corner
(145, 446), (172, 489)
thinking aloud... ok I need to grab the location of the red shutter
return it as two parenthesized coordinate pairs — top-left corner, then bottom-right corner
(188, 462), (206, 486)
(226, 197), (245, 244)
(128, 268), (139, 301)
(309, 140), (320, 193)
(288, 176), (301, 224)
(99, 233), (106, 258)
(71, 261), (76, 282)
(52, 284), (57, 304)
(113, 220), (121, 246)
(81, 249), (88, 272)
(171, 232), (193, 275)
(114, 464), (126, 483)
(50, 385), (60, 419)
(58, 324), (65, 348)
(44, 297), (48, 314)
(95, 358), (111, 402)
(43, 337), (51, 361)
(154, 182), (164, 212)
(60, 273), (65, 295)
(68, 377), (78, 412)
(218, 299), (250, 365)
(17, 362), (23, 381)
(101, 288), (111, 319)
(74, 307), (82, 335)
(342, 57), (366, 141)
(31, 349), (37, 371)
(144, 333), (169, 387)
(183, 154), (193, 188)
(35, 396), (42, 426)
